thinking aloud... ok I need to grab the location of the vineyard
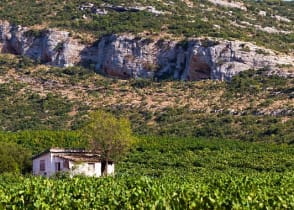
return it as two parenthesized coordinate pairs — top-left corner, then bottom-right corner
(0, 173), (293, 209)
(1, 136), (294, 209)
(0, 0), (293, 208)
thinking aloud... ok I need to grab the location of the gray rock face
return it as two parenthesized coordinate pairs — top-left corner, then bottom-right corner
(0, 20), (293, 81)
(0, 20), (12, 53)
(0, 21), (84, 67)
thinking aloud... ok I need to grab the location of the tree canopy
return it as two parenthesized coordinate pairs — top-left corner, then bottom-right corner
(82, 110), (135, 175)
(0, 142), (31, 174)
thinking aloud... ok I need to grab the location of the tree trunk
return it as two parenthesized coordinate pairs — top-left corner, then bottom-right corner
(102, 150), (110, 176)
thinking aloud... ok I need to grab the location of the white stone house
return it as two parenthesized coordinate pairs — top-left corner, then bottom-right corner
(32, 148), (114, 177)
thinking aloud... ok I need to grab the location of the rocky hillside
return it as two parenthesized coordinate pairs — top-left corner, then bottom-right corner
(0, 1), (293, 51)
(0, 1), (293, 80)
(0, 20), (293, 81)
(0, 54), (293, 143)
(0, 1), (293, 143)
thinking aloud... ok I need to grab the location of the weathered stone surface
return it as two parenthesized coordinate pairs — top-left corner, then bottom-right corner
(0, 23), (84, 67)
(0, 20), (11, 53)
(0, 21), (293, 81)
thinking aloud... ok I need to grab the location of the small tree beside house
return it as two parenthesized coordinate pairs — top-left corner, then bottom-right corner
(82, 110), (135, 176)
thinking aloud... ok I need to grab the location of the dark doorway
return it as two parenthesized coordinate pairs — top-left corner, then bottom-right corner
(101, 161), (106, 175)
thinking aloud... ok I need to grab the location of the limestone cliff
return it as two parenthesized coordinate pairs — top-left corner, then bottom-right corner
(0, 20), (293, 81)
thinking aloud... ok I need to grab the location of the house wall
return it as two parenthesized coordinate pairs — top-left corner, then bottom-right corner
(70, 162), (114, 176)
(33, 154), (46, 176)
(52, 156), (70, 174)
(33, 154), (68, 177)
(107, 163), (115, 175)
(33, 153), (52, 177)
(33, 152), (115, 177)
(70, 162), (102, 177)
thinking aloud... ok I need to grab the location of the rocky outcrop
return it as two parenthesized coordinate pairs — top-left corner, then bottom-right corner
(0, 20), (293, 81)
(92, 36), (293, 80)
(0, 20), (84, 67)
(208, 0), (247, 11)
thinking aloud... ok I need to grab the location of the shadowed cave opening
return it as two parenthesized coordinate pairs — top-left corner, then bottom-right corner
(188, 61), (211, 81)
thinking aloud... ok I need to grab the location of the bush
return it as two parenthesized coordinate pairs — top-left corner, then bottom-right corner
(0, 142), (31, 174)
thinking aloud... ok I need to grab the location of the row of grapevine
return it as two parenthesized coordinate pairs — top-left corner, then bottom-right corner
(118, 136), (294, 177)
(1, 172), (293, 209)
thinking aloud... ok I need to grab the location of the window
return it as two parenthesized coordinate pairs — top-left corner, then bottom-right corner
(40, 160), (45, 171)
(88, 163), (95, 171)
(55, 162), (61, 171)
(63, 160), (69, 169)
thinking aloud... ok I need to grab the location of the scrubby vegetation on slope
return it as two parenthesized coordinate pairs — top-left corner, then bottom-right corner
(0, 55), (293, 143)
(0, 0), (293, 52)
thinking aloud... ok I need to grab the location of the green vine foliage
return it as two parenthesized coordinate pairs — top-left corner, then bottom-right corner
(0, 136), (293, 208)
(0, 173), (293, 209)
